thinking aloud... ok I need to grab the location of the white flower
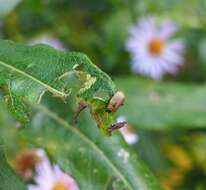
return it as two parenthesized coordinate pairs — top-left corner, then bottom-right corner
(28, 153), (79, 190)
(126, 16), (184, 80)
(29, 35), (65, 50)
(117, 116), (138, 145)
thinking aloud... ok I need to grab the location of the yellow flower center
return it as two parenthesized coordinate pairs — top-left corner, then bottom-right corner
(52, 182), (68, 190)
(148, 38), (165, 55)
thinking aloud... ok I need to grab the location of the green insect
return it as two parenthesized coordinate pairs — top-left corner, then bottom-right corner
(67, 55), (127, 136)
(75, 90), (127, 136)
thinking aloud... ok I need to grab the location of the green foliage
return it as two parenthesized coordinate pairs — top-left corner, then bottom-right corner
(0, 145), (26, 190)
(117, 77), (206, 130)
(134, 0), (206, 28)
(21, 104), (162, 190)
(4, 0), (206, 76)
(0, 39), (116, 134)
(1, 1), (206, 189)
(0, 104), (26, 190)
(0, 39), (163, 189)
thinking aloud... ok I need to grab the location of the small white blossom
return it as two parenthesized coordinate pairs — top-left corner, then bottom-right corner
(28, 151), (79, 190)
(126, 16), (184, 80)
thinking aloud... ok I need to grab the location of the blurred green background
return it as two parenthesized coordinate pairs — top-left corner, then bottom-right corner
(1, 0), (206, 189)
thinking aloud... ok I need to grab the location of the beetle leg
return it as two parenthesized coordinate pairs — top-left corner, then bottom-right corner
(87, 105), (102, 127)
(107, 121), (128, 135)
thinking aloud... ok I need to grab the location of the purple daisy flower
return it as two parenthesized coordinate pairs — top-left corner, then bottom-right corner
(126, 16), (185, 80)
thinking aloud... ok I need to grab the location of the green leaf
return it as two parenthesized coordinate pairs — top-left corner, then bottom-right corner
(0, 102), (26, 190)
(0, 39), (117, 134)
(135, 0), (206, 28)
(22, 104), (163, 190)
(116, 77), (206, 130)
(0, 143), (27, 190)
(0, 99), (20, 156)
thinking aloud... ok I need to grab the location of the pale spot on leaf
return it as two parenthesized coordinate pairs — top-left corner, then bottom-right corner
(117, 149), (130, 164)
(79, 74), (96, 94)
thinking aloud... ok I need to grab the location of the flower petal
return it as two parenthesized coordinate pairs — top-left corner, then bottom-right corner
(159, 21), (177, 39)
